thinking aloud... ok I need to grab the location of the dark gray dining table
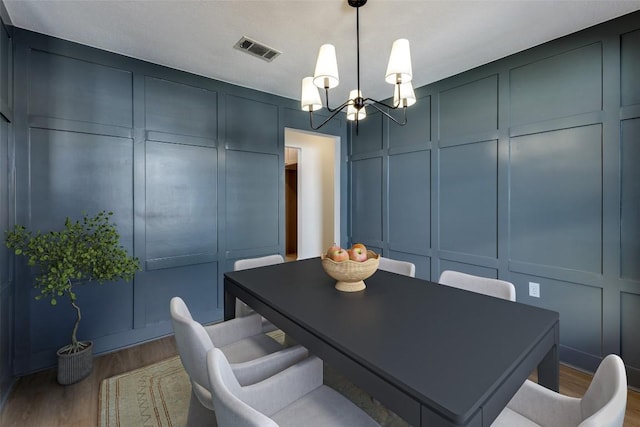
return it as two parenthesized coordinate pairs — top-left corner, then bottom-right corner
(224, 257), (559, 426)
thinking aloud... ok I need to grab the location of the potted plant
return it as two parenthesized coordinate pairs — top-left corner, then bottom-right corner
(5, 211), (140, 384)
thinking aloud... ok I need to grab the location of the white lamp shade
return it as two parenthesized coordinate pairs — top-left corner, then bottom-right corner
(385, 39), (412, 84)
(301, 77), (322, 112)
(393, 82), (416, 107)
(346, 89), (366, 121)
(313, 44), (340, 89)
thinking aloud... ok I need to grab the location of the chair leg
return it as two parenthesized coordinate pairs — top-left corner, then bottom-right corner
(186, 390), (218, 427)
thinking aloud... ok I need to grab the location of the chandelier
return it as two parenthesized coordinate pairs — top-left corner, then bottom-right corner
(300, 0), (416, 132)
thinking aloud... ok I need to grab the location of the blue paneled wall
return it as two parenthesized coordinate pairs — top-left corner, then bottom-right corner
(1, 7), (639, 403)
(348, 12), (640, 385)
(0, 14), (12, 408)
(3, 26), (348, 384)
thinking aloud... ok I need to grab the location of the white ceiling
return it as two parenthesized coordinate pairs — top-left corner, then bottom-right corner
(4, 0), (640, 104)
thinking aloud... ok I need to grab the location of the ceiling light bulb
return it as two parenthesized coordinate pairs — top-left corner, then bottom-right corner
(346, 89), (366, 121)
(385, 39), (412, 84)
(393, 82), (416, 108)
(313, 44), (340, 89)
(301, 77), (322, 111)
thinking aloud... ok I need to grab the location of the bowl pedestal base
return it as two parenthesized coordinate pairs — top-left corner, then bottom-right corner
(335, 280), (366, 292)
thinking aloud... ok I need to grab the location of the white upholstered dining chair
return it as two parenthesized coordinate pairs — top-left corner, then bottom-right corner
(438, 270), (516, 301)
(206, 347), (380, 427)
(234, 254), (285, 273)
(170, 297), (308, 426)
(491, 354), (627, 427)
(377, 257), (416, 277)
(234, 254), (285, 332)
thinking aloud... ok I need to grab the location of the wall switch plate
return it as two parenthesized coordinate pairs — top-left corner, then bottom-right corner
(529, 282), (540, 298)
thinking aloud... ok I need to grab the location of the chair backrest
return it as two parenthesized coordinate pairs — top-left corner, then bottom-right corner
(234, 255), (286, 317)
(438, 270), (516, 301)
(170, 297), (214, 391)
(378, 257), (416, 277)
(207, 348), (277, 427)
(579, 354), (627, 427)
(234, 255), (285, 271)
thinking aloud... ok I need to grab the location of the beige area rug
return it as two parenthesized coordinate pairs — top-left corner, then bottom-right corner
(99, 330), (408, 427)
(99, 355), (191, 427)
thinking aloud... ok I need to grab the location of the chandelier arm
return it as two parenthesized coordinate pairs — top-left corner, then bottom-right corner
(366, 102), (408, 126)
(308, 101), (352, 130)
(323, 88), (350, 113)
(363, 95), (402, 110)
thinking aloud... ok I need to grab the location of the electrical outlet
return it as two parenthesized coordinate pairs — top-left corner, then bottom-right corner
(529, 282), (540, 298)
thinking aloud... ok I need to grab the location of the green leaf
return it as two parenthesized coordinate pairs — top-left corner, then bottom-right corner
(7, 210), (139, 322)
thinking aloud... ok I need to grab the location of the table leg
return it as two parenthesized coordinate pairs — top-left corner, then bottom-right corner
(224, 279), (236, 321)
(537, 322), (560, 392)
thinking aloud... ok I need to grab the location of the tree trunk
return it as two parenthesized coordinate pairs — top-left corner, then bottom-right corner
(70, 298), (81, 351)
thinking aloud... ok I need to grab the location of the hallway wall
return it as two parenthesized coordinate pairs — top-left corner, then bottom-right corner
(285, 129), (340, 259)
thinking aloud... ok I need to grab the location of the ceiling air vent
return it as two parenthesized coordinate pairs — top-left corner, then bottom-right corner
(234, 36), (281, 62)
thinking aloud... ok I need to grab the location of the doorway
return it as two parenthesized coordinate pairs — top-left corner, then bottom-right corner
(285, 147), (299, 259)
(284, 128), (340, 260)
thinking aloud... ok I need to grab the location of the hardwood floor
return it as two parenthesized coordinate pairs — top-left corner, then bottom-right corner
(0, 336), (178, 427)
(1, 336), (639, 426)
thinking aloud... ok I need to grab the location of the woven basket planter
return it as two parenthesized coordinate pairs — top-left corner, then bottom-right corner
(321, 250), (379, 292)
(57, 341), (93, 385)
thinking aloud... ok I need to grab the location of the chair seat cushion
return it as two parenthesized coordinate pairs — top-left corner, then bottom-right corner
(220, 333), (283, 364)
(491, 407), (541, 427)
(271, 385), (379, 427)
